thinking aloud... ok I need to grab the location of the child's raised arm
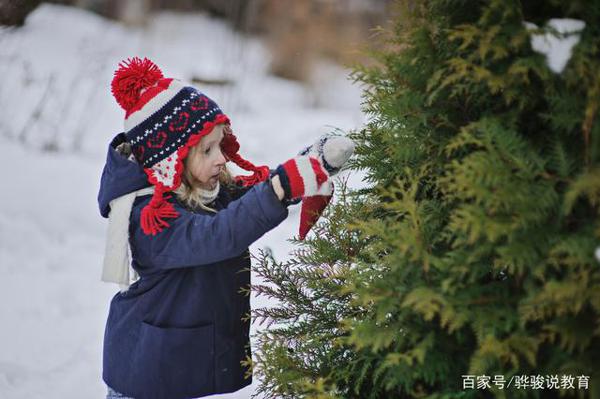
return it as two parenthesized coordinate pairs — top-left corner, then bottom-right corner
(130, 179), (287, 270)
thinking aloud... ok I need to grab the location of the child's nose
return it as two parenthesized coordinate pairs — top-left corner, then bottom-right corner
(215, 148), (226, 166)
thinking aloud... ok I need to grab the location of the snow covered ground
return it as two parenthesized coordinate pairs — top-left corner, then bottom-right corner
(0, 4), (366, 398)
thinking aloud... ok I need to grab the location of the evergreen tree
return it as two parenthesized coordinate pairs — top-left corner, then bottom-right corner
(250, 1), (600, 398)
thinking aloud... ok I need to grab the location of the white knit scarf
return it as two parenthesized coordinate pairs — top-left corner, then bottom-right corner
(196, 181), (220, 205)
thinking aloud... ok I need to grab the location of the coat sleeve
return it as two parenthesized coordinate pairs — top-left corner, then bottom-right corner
(130, 179), (289, 269)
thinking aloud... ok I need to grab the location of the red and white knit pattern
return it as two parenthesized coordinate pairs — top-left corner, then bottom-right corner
(282, 156), (332, 198)
(149, 152), (180, 188)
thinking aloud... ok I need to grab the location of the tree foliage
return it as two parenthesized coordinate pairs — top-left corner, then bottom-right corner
(251, 1), (600, 398)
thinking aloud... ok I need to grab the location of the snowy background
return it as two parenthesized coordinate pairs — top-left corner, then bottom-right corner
(0, 4), (366, 398)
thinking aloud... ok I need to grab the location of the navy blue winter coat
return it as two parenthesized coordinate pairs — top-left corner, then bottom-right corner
(98, 134), (289, 399)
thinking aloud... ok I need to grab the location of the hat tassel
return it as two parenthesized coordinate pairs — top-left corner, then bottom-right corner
(140, 187), (179, 235)
(221, 128), (270, 187)
(228, 152), (270, 187)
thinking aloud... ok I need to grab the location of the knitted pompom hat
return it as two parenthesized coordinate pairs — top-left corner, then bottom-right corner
(111, 57), (270, 235)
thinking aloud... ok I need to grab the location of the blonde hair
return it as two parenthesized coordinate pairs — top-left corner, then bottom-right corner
(174, 125), (233, 213)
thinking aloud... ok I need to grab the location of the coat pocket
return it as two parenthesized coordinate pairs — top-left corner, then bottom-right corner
(131, 322), (215, 398)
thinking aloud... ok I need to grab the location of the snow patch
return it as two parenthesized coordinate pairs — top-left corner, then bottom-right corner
(524, 18), (586, 73)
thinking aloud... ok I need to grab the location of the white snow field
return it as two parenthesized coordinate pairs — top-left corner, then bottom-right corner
(0, 4), (366, 399)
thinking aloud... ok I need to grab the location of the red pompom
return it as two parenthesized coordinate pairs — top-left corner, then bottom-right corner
(111, 57), (163, 112)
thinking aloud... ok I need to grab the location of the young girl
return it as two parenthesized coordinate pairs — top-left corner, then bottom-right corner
(98, 57), (354, 399)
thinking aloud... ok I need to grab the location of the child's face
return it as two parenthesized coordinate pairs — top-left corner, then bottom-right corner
(186, 124), (226, 190)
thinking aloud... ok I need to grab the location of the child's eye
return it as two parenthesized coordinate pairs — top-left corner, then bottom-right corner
(204, 147), (211, 155)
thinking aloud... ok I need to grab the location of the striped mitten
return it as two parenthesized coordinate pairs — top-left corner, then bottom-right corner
(275, 134), (355, 239)
(275, 156), (333, 200)
(274, 155), (333, 239)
